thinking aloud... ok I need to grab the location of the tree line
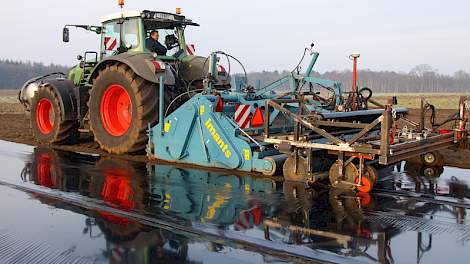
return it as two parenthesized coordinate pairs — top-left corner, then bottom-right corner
(244, 64), (470, 93)
(0, 59), (69, 89)
(0, 59), (469, 93)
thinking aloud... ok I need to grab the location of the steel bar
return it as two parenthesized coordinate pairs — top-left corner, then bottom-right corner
(264, 100), (270, 138)
(390, 133), (453, 152)
(159, 76), (165, 135)
(419, 98), (425, 131)
(264, 137), (381, 154)
(314, 120), (370, 129)
(399, 116), (420, 127)
(268, 100), (345, 145)
(380, 141), (453, 164)
(347, 115), (384, 145)
(379, 106), (391, 156)
(270, 99), (300, 104)
(391, 137), (454, 157)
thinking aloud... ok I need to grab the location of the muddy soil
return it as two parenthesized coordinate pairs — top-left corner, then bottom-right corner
(0, 112), (149, 162)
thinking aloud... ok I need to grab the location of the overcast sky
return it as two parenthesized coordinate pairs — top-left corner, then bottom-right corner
(1, 0), (469, 74)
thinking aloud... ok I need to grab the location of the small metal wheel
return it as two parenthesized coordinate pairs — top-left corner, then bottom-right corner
(423, 166), (443, 178)
(329, 161), (358, 189)
(422, 151), (442, 167)
(283, 156), (309, 183)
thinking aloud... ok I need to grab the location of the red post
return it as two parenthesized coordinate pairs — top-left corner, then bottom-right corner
(350, 53), (360, 111)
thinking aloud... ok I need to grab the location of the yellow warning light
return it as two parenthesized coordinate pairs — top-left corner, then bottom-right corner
(176, 7), (182, 15)
(118, 0), (125, 7)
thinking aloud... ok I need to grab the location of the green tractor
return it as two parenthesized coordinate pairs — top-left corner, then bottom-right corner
(19, 9), (230, 154)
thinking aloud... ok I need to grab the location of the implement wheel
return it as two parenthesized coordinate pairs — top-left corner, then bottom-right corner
(31, 86), (79, 144)
(89, 63), (171, 154)
(329, 162), (377, 193)
(422, 151), (443, 167)
(329, 161), (358, 189)
(283, 156), (309, 183)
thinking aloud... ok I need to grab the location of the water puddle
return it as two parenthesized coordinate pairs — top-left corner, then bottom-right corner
(0, 140), (470, 263)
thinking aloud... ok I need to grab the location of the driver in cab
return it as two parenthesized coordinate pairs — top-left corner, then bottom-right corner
(145, 30), (167, 56)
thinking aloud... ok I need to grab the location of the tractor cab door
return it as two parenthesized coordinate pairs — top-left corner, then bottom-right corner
(101, 21), (121, 58)
(101, 19), (140, 58)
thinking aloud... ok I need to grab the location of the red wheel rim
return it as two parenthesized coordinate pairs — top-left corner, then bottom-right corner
(356, 176), (372, 193)
(100, 84), (132, 136)
(35, 98), (55, 134)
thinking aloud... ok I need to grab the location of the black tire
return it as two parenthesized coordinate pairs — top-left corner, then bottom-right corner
(30, 85), (79, 144)
(89, 63), (172, 154)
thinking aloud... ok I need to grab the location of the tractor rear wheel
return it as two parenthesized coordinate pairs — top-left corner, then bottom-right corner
(30, 85), (79, 144)
(89, 63), (169, 154)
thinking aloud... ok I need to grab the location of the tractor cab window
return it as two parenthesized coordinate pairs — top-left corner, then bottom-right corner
(122, 19), (139, 49)
(102, 22), (121, 57)
(145, 28), (181, 57)
(102, 19), (140, 57)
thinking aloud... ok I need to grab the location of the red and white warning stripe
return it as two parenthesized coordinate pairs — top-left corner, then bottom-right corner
(186, 44), (195, 55)
(104, 36), (118, 51)
(235, 104), (251, 129)
(151, 60), (166, 71)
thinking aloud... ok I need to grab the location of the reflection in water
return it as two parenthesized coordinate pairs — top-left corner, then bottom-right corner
(17, 147), (470, 263)
(389, 160), (470, 201)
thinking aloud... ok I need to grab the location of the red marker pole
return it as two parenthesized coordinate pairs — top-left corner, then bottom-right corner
(350, 53), (360, 111)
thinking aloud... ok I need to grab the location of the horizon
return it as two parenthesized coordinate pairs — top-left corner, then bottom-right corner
(0, 58), (467, 77)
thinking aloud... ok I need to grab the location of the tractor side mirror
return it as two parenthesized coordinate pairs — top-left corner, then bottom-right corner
(63, 28), (70, 43)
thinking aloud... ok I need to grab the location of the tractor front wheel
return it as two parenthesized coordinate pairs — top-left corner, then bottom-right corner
(30, 86), (79, 144)
(89, 64), (164, 154)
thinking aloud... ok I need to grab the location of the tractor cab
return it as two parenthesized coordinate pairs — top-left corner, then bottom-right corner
(63, 9), (200, 86)
(99, 10), (199, 60)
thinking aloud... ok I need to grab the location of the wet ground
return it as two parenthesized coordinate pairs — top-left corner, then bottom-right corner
(0, 140), (470, 263)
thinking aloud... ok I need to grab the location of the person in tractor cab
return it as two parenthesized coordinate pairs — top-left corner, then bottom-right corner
(145, 30), (167, 56)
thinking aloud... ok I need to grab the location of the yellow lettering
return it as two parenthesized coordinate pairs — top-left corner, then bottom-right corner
(204, 118), (233, 159)
(244, 149), (250, 161)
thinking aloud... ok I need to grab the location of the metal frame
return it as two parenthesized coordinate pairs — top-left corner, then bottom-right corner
(264, 97), (467, 182)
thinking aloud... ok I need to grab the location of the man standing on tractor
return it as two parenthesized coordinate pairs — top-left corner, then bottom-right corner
(145, 30), (167, 56)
